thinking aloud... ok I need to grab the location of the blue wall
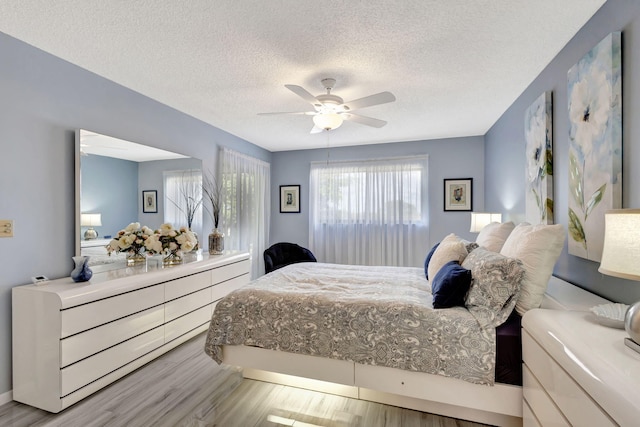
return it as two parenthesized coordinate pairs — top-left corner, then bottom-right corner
(270, 136), (485, 258)
(81, 155), (138, 238)
(0, 32), (270, 396)
(485, 0), (640, 303)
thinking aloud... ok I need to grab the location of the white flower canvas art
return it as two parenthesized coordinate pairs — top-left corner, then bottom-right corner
(525, 91), (553, 224)
(567, 32), (622, 262)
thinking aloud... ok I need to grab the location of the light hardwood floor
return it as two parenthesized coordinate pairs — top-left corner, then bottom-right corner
(0, 333), (492, 426)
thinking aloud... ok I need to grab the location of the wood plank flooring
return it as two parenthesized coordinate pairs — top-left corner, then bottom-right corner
(0, 333), (492, 426)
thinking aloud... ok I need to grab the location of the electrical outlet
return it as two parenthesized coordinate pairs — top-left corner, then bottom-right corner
(0, 220), (13, 237)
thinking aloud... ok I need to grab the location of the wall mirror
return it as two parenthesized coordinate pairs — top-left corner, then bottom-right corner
(75, 129), (203, 271)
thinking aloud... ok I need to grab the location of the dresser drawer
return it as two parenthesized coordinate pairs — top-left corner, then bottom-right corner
(522, 331), (615, 426)
(61, 285), (164, 337)
(165, 288), (211, 322)
(211, 274), (249, 302)
(212, 259), (250, 284)
(165, 271), (211, 301)
(165, 305), (211, 342)
(60, 305), (164, 367)
(61, 326), (164, 396)
(523, 364), (568, 427)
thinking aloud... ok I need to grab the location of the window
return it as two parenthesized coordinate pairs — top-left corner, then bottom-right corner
(309, 156), (428, 267)
(163, 169), (203, 237)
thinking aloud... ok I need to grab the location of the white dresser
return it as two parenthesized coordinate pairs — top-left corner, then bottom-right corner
(12, 252), (250, 413)
(522, 309), (640, 426)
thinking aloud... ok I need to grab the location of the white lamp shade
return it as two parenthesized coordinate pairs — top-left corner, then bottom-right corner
(313, 113), (343, 131)
(599, 209), (640, 281)
(469, 212), (502, 233)
(81, 213), (102, 227)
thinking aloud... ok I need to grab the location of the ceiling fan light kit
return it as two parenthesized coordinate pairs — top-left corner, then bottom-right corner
(313, 112), (343, 131)
(260, 78), (396, 133)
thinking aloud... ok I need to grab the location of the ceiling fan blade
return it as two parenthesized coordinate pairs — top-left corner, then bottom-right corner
(342, 113), (387, 128)
(285, 84), (321, 107)
(342, 91), (396, 111)
(257, 111), (315, 116)
(310, 126), (324, 134)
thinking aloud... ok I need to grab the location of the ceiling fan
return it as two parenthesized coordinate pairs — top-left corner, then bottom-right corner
(259, 78), (396, 133)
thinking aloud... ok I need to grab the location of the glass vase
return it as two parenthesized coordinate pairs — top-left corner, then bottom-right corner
(126, 251), (146, 266)
(70, 255), (93, 282)
(209, 228), (224, 255)
(163, 251), (183, 266)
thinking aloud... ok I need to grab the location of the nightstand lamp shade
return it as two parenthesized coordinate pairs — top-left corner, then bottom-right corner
(469, 212), (502, 233)
(81, 213), (102, 240)
(598, 209), (640, 354)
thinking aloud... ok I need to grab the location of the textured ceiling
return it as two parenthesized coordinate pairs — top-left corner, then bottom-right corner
(0, 1), (605, 152)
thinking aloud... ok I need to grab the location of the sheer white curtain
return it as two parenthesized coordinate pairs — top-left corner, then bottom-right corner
(220, 148), (270, 279)
(309, 156), (429, 267)
(163, 169), (203, 237)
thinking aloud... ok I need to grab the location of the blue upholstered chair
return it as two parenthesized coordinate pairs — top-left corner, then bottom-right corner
(263, 242), (317, 274)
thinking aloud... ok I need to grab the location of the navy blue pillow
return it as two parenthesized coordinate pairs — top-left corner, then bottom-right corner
(431, 260), (472, 309)
(424, 242), (440, 279)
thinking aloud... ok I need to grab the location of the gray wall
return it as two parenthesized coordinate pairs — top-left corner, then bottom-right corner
(485, 0), (640, 303)
(0, 32), (270, 395)
(270, 136), (485, 259)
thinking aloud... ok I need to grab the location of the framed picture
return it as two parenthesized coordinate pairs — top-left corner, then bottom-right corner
(444, 178), (473, 211)
(142, 190), (158, 213)
(280, 185), (300, 213)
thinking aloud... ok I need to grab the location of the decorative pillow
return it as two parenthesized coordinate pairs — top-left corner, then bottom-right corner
(462, 247), (525, 328)
(500, 223), (565, 315)
(431, 261), (472, 309)
(427, 233), (468, 281)
(424, 242), (440, 279)
(463, 241), (479, 253)
(475, 221), (515, 252)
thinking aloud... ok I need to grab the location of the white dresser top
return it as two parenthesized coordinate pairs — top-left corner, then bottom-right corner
(15, 251), (250, 309)
(523, 309), (640, 426)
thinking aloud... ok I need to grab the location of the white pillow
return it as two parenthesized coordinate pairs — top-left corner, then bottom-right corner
(500, 223), (565, 315)
(427, 233), (468, 281)
(475, 221), (515, 252)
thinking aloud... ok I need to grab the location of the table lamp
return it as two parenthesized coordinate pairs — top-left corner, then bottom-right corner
(598, 209), (640, 354)
(469, 212), (502, 233)
(81, 213), (102, 240)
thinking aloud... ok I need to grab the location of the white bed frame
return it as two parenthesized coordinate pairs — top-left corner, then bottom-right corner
(220, 276), (610, 427)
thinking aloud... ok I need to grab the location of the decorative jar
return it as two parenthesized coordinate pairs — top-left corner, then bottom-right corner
(209, 228), (224, 255)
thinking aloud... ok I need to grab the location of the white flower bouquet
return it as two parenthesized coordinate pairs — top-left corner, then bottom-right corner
(106, 222), (154, 257)
(145, 223), (198, 259)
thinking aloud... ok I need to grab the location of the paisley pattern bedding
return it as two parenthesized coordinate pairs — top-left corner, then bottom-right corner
(205, 262), (518, 385)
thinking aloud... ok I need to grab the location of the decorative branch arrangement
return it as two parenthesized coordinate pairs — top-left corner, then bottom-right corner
(202, 169), (224, 229)
(167, 170), (203, 229)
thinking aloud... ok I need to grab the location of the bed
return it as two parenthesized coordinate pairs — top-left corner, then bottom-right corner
(204, 226), (609, 426)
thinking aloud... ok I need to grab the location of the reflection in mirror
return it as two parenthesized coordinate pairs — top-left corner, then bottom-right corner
(75, 130), (203, 272)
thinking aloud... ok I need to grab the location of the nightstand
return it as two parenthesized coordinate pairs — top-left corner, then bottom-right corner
(522, 309), (640, 426)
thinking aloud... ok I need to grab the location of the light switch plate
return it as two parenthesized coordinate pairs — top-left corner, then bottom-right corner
(0, 220), (14, 237)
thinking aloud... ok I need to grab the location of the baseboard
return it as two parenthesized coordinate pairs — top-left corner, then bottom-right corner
(0, 389), (13, 406)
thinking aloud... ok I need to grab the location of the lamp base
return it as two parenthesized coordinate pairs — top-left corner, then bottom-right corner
(84, 228), (98, 240)
(624, 337), (640, 354)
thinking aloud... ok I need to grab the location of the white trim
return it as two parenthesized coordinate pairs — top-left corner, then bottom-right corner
(0, 390), (13, 406)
